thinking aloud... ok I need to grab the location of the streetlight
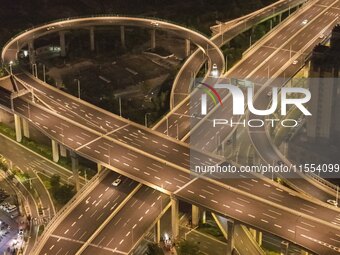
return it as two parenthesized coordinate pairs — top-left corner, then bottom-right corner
(74, 79), (81, 99)
(145, 112), (151, 127)
(9, 61), (13, 75)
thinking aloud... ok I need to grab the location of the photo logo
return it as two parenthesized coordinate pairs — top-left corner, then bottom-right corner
(198, 83), (312, 116)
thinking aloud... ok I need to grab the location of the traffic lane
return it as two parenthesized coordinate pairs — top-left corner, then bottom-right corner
(210, 172), (340, 228)
(39, 236), (83, 255)
(177, 178), (340, 255)
(16, 73), (127, 133)
(82, 186), (167, 254)
(13, 97), (99, 150)
(77, 137), (192, 193)
(52, 174), (137, 241)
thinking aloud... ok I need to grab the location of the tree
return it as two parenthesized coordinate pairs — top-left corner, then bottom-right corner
(146, 243), (163, 255)
(53, 184), (75, 205)
(178, 240), (200, 255)
(50, 174), (60, 191)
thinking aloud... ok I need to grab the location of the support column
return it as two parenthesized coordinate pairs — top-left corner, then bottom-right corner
(90, 27), (95, 51)
(154, 220), (161, 243)
(97, 163), (103, 173)
(120, 26), (126, 48)
(279, 13), (282, 23)
(256, 231), (262, 246)
(59, 31), (66, 57)
(150, 29), (156, 49)
(59, 144), (67, 157)
(71, 151), (80, 191)
(202, 210), (206, 224)
(22, 118), (30, 138)
(227, 220), (235, 255)
(192, 205), (199, 227)
(300, 250), (309, 255)
(51, 139), (59, 163)
(14, 114), (22, 143)
(249, 228), (256, 239)
(171, 196), (179, 240)
(28, 40), (35, 64)
(185, 39), (191, 57)
(280, 241), (289, 255)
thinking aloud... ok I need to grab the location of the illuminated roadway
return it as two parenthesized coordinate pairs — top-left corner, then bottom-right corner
(1, 4), (340, 254)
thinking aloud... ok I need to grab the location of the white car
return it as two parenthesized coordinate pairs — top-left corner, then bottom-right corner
(112, 178), (122, 187)
(292, 60), (298, 65)
(267, 90), (272, 97)
(302, 19), (308, 25)
(319, 33), (325, 39)
(327, 199), (338, 207)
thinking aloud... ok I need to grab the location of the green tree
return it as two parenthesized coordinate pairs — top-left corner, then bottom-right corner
(53, 184), (75, 205)
(50, 174), (60, 190)
(178, 240), (200, 255)
(146, 243), (163, 255)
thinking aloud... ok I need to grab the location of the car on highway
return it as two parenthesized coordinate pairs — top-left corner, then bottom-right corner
(212, 63), (218, 77)
(302, 19), (308, 25)
(292, 60), (298, 65)
(112, 178), (122, 187)
(319, 33), (325, 39)
(267, 90), (272, 97)
(327, 199), (338, 206)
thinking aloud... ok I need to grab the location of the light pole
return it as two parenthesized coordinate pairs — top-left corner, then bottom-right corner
(9, 61), (13, 75)
(166, 117), (169, 136)
(145, 113), (151, 127)
(119, 97), (122, 117)
(43, 64), (46, 83)
(74, 79), (81, 99)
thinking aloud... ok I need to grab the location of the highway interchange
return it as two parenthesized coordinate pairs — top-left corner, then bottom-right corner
(0, 0), (340, 254)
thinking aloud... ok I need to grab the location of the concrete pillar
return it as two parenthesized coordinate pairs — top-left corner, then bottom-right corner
(202, 210), (206, 224)
(28, 40), (35, 64)
(120, 26), (126, 48)
(279, 13), (282, 23)
(14, 114), (22, 143)
(51, 139), (59, 163)
(97, 163), (103, 173)
(300, 250), (309, 255)
(154, 220), (161, 243)
(171, 196), (179, 240)
(185, 39), (191, 57)
(227, 220), (235, 255)
(280, 241), (289, 255)
(90, 27), (95, 51)
(59, 144), (67, 157)
(22, 118), (30, 138)
(150, 29), (156, 49)
(192, 205), (199, 227)
(70, 151), (80, 191)
(256, 231), (262, 246)
(59, 31), (66, 57)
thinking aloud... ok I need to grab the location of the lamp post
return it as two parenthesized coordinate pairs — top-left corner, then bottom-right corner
(9, 61), (13, 75)
(74, 79), (81, 99)
(145, 113), (151, 127)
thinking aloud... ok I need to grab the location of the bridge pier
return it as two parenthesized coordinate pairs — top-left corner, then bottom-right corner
(90, 27), (95, 51)
(70, 151), (80, 191)
(202, 210), (206, 224)
(14, 114), (22, 143)
(150, 29), (156, 49)
(154, 219), (161, 243)
(22, 118), (30, 138)
(280, 241), (289, 255)
(51, 139), (59, 163)
(191, 205), (199, 227)
(59, 31), (66, 57)
(226, 220), (235, 255)
(300, 250), (309, 255)
(256, 230), (262, 246)
(185, 39), (191, 57)
(28, 40), (35, 64)
(120, 26), (126, 48)
(60, 144), (67, 157)
(97, 163), (103, 173)
(171, 196), (179, 240)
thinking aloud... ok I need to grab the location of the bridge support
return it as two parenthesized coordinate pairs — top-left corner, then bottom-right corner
(51, 139), (59, 163)
(28, 40), (35, 64)
(185, 39), (191, 57)
(279, 13), (282, 23)
(171, 196), (179, 240)
(90, 27), (95, 51)
(120, 26), (126, 48)
(14, 114), (22, 143)
(202, 210), (206, 224)
(150, 29), (156, 49)
(59, 31), (66, 57)
(97, 163), (103, 173)
(280, 241), (289, 255)
(256, 230), (262, 246)
(226, 220), (234, 255)
(192, 205), (199, 227)
(154, 219), (161, 243)
(22, 118), (30, 138)
(60, 144), (67, 157)
(70, 151), (80, 191)
(300, 250), (309, 255)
